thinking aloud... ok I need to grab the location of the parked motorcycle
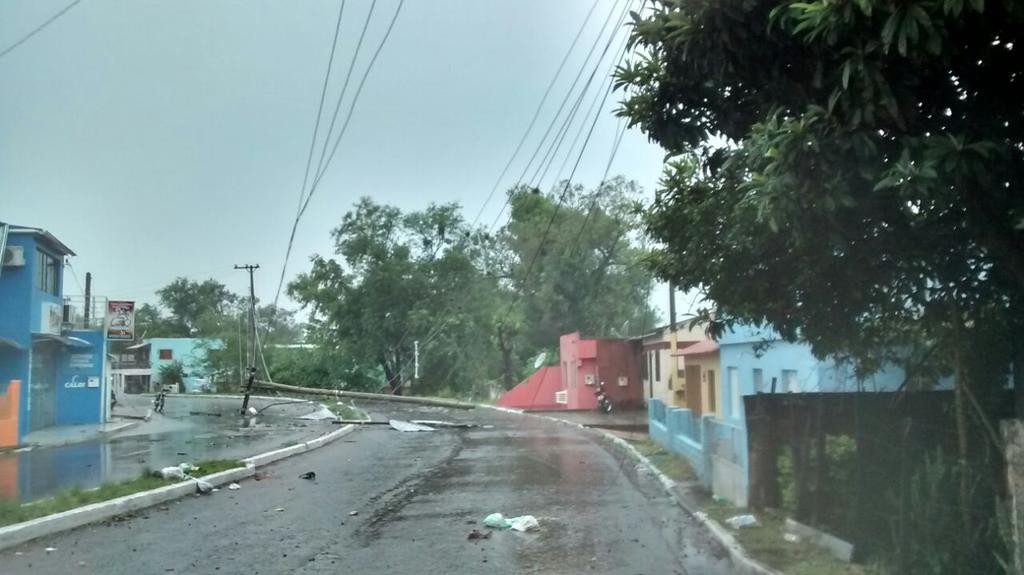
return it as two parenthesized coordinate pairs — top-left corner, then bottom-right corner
(594, 381), (613, 414)
(153, 390), (166, 414)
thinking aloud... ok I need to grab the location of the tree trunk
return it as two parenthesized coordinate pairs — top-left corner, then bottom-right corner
(951, 303), (972, 539)
(497, 326), (516, 389)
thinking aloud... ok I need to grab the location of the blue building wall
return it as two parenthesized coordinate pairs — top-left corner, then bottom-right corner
(0, 233), (38, 349)
(649, 323), (918, 507)
(148, 338), (220, 392)
(53, 330), (105, 426)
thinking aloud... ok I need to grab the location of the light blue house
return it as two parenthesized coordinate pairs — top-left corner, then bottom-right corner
(649, 323), (912, 507)
(0, 223), (109, 446)
(148, 337), (222, 393)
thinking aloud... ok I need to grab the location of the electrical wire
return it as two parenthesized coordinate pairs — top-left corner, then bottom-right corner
(0, 0), (82, 61)
(273, 0), (405, 312)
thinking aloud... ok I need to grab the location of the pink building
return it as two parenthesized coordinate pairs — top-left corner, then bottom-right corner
(496, 332), (643, 411)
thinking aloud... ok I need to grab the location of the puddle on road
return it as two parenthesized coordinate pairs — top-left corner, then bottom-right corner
(0, 396), (334, 502)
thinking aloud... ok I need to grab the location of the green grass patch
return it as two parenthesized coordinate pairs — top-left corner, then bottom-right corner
(703, 502), (881, 575)
(0, 459), (245, 528)
(625, 437), (695, 481)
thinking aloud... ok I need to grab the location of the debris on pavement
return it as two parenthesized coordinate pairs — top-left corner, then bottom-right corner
(784, 533), (802, 543)
(194, 478), (214, 494)
(467, 529), (492, 541)
(724, 514), (759, 529)
(247, 406), (258, 416)
(388, 419), (436, 432)
(483, 513), (510, 528)
(409, 420), (477, 429)
(45, 547), (56, 553)
(275, 507), (285, 512)
(298, 405), (337, 421)
(228, 483), (241, 490)
(159, 466), (186, 480)
(694, 511), (708, 521)
(483, 513), (540, 531)
(299, 471), (316, 480)
(348, 510), (359, 516)
(178, 462), (199, 474)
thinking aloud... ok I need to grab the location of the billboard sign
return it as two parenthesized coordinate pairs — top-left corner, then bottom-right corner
(105, 301), (135, 341)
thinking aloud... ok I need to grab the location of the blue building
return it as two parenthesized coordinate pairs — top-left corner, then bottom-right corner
(111, 337), (221, 395)
(0, 224), (109, 446)
(649, 323), (912, 507)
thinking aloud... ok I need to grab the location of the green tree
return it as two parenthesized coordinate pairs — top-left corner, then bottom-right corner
(157, 360), (186, 394)
(134, 303), (185, 338)
(156, 278), (238, 334)
(498, 177), (658, 350)
(290, 198), (505, 396)
(615, 0), (1022, 570)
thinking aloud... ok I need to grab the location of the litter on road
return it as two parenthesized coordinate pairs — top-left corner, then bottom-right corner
(724, 514), (758, 529)
(159, 466), (186, 480)
(388, 419), (436, 432)
(298, 405), (337, 421)
(299, 471), (316, 480)
(194, 478), (214, 494)
(228, 483), (241, 490)
(45, 547), (56, 553)
(483, 512), (540, 532)
(348, 510), (359, 516)
(784, 533), (801, 543)
(467, 529), (492, 541)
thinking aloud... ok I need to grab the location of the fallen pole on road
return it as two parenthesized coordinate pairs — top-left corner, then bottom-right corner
(252, 380), (476, 410)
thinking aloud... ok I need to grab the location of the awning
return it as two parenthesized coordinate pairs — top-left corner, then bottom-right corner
(32, 333), (93, 348)
(125, 341), (151, 350)
(0, 337), (26, 351)
(672, 340), (720, 356)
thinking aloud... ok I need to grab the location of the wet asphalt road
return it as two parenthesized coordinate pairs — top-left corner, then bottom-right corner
(1, 401), (733, 575)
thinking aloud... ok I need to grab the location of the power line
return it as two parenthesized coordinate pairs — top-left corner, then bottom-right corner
(485, 0), (629, 233)
(273, 0), (405, 312)
(311, 0), (379, 187)
(0, 0), (82, 61)
(64, 260), (84, 295)
(466, 0), (603, 229)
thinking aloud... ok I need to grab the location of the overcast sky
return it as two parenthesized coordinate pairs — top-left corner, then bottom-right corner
(1, 0), (677, 319)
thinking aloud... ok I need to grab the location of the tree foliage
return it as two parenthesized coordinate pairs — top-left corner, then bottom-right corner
(615, 0), (1022, 569)
(289, 178), (657, 396)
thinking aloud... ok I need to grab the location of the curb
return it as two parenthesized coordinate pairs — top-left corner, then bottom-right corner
(478, 405), (779, 575)
(0, 424), (357, 551)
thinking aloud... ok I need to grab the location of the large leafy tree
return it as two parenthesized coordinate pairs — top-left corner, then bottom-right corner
(155, 278), (238, 335)
(290, 198), (504, 396)
(616, 0), (1023, 570)
(498, 177), (659, 349)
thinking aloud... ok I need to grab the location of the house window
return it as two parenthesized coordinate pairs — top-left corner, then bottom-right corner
(159, 349), (173, 360)
(753, 368), (765, 393)
(782, 369), (799, 392)
(34, 250), (59, 295)
(654, 350), (661, 382)
(728, 367), (740, 419)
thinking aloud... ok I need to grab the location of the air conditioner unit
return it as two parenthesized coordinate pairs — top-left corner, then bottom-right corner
(2, 246), (25, 267)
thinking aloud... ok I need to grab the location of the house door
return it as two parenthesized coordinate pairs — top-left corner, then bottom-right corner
(29, 343), (58, 431)
(685, 365), (703, 416)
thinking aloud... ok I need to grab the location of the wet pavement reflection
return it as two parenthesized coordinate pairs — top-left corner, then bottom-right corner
(0, 395), (337, 502)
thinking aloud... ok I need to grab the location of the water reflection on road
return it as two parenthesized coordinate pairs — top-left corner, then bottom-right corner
(0, 395), (336, 502)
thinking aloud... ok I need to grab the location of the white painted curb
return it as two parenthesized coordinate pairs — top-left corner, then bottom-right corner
(0, 424), (356, 551)
(477, 405), (779, 575)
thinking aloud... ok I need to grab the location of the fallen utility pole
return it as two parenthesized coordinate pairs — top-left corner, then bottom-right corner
(235, 263), (260, 415)
(253, 379), (476, 410)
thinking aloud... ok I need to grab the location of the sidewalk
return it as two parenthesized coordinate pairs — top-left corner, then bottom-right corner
(20, 421), (138, 449)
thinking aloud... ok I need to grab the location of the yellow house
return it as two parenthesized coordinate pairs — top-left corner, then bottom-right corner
(674, 340), (721, 417)
(639, 323), (711, 408)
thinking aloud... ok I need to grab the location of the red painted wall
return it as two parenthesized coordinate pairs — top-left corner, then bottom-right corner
(496, 366), (562, 409)
(559, 333), (643, 410)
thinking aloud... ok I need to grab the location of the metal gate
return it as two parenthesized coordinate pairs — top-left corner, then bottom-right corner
(29, 343), (58, 430)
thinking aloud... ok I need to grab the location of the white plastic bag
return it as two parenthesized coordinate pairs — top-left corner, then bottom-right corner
(194, 478), (214, 494)
(159, 466), (185, 480)
(508, 515), (539, 532)
(724, 514), (758, 529)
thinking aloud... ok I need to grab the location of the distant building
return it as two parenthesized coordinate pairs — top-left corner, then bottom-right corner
(0, 223), (109, 446)
(110, 337), (222, 395)
(497, 331), (642, 411)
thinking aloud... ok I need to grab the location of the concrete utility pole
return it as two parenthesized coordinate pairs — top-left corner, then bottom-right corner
(84, 272), (92, 325)
(235, 264), (260, 415)
(414, 340), (419, 383)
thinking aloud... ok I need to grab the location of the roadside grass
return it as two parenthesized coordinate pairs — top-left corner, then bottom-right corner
(625, 437), (695, 481)
(0, 458), (245, 528)
(703, 501), (882, 575)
